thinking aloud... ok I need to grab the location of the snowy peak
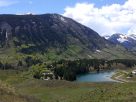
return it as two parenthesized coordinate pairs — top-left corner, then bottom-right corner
(107, 33), (132, 43)
(106, 33), (136, 51)
(107, 33), (127, 44)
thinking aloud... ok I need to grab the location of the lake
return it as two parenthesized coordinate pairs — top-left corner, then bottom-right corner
(76, 70), (117, 82)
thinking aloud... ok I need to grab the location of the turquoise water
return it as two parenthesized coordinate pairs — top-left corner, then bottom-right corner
(76, 70), (117, 82)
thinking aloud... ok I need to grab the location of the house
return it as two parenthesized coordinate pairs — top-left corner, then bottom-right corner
(132, 70), (136, 75)
(42, 72), (53, 80)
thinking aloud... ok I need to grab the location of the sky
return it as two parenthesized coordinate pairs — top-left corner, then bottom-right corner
(0, 0), (135, 36)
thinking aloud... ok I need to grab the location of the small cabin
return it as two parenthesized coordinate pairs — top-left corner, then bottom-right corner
(132, 70), (136, 75)
(42, 72), (53, 80)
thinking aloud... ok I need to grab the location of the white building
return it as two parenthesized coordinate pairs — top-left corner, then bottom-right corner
(132, 70), (136, 75)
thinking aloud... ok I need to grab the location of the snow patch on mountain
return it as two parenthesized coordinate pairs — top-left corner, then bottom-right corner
(104, 36), (110, 39)
(117, 34), (129, 43)
(96, 50), (101, 53)
(60, 17), (67, 23)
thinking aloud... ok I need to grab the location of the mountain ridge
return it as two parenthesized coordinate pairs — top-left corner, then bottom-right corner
(106, 33), (136, 51)
(0, 13), (135, 60)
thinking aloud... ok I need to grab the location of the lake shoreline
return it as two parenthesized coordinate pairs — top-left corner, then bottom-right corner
(76, 69), (118, 83)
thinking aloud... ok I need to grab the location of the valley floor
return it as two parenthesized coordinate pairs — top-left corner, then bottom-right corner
(0, 70), (136, 102)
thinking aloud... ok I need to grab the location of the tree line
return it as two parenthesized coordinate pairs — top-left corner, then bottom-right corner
(51, 59), (136, 81)
(1, 57), (136, 81)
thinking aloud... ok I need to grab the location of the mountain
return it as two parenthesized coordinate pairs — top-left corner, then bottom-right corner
(0, 14), (135, 61)
(0, 14), (110, 52)
(106, 33), (136, 51)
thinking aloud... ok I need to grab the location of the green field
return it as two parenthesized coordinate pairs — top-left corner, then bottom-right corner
(0, 70), (136, 102)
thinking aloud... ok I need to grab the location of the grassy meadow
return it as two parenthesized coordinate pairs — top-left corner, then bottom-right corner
(0, 70), (136, 102)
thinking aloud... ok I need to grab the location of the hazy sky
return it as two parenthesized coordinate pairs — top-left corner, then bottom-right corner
(0, 0), (135, 36)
